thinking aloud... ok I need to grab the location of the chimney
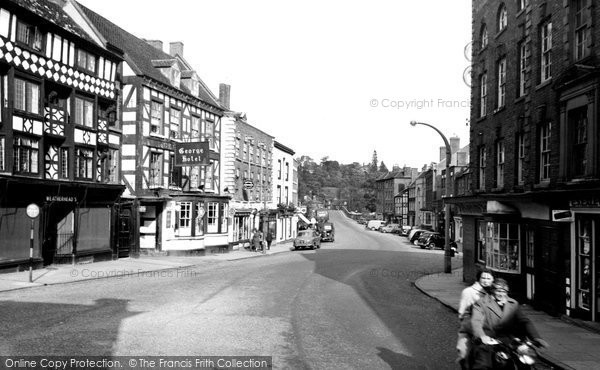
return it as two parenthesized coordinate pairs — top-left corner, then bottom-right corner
(450, 136), (460, 154)
(169, 42), (184, 57)
(145, 40), (163, 52)
(219, 83), (231, 110)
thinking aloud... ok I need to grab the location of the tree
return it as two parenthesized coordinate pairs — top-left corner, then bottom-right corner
(370, 150), (378, 173)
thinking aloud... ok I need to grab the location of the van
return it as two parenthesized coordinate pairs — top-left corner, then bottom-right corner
(366, 220), (385, 231)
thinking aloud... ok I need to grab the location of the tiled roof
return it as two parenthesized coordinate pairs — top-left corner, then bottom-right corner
(7, 0), (96, 44)
(78, 3), (222, 109)
(151, 59), (177, 68)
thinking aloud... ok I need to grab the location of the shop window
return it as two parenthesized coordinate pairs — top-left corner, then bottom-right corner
(207, 202), (219, 233)
(484, 222), (520, 273)
(220, 203), (228, 232)
(526, 230), (535, 269)
(14, 77), (40, 115)
(75, 147), (93, 180)
(477, 220), (487, 263)
(576, 219), (592, 310)
(13, 136), (39, 174)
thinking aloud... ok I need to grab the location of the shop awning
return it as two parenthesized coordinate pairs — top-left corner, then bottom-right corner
(297, 213), (311, 224)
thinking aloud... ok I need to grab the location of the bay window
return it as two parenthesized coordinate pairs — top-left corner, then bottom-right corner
(75, 147), (93, 180)
(13, 136), (39, 174)
(75, 97), (94, 127)
(481, 222), (520, 273)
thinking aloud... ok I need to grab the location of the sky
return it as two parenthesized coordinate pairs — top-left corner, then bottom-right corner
(77, 0), (472, 169)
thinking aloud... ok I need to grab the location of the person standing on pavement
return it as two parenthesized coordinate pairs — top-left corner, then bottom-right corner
(456, 268), (494, 369)
(470, 278), (548, 369)
(265, 231), (273, 250)
(251, 229), (262, 252)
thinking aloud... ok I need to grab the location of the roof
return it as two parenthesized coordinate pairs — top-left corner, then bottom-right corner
(7, 0), (96, 45)
(375, 170), (413, 182)
(78, 3), (222, 109)
(274, 141), (295, 155)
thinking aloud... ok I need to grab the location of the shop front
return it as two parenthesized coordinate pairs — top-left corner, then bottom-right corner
(0, 176), (124, 271)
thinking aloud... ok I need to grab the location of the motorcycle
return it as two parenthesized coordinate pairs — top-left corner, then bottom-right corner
(485, 337), (541, 370)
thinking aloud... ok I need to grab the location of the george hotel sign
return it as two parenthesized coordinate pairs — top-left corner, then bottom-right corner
(174, 141), (210, 166)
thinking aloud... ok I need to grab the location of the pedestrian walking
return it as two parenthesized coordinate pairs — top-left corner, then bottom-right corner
(265, 231), (273, 250)
(456, 268), (494, 369)
(251, 229), (262, 252)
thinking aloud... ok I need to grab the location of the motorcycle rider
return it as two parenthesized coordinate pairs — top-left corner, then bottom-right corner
(470, 278), (548, 369)
(456, 269), (494, 368)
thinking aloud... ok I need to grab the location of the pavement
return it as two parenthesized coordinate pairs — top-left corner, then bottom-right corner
(0, 240), (294, 292)
(415, 268), (600, 370)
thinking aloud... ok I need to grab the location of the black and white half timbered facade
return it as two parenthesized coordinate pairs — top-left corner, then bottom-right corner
(0, 0), (124, 270)
(82, 7), (229, 255)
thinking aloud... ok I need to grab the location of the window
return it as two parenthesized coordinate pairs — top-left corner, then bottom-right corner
(285, 186), (289, 204)
(519, 0), (529, 11)
(480, 25), (488, 49)
(75, 97), (94, 127)
(517, 133), (525, 185)
(498, 4), (508, 32)
(170, 108), (180, 139)
(169, 153), (181, 187)
(75, 147), (93, 179)
(278, 159), (282, 179)
(569, 107), (588, 179)
(277, 185), (281, 204)
(76, 50), (96, 74)
(541, 21), (553, 83)
(16, 20), (43, 51)
(574, 0), (590, 60)
(526, 230), (534, 269)
(150, 152), (162, 187)
(179, 202), (191, 228)
(480, 73), (487, 117)
(13, 136), (39, 174)
(207, 202), (219, 233)
(485, 222), (520, 273)
(540, 122), (551, 181)
(519, 42), (528, 97)
(576, 218), (592, 310)
(0, 137), (4, 171)
(191, 115), (201, 138)
(150, 101), (163, 134)
(496, 140), (505, 188)
(285, 162), (289, 181)
(477, 220), (487, 263)
(98, 148), (119, 183)
(479, 146), (486, 190)
(497, 57), (506, 108)
(14, 78), (40, 115)
(205, 119), (214, 149)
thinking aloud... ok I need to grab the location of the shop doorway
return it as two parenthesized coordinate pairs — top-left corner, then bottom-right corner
(117, 203), (134, 258)
(42, 204), (74, 265)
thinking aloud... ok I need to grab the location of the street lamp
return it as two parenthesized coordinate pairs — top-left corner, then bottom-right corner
(410, 120), (452, 274)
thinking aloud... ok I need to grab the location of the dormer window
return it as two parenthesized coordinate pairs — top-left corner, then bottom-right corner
(152, 59), (181, 87)
(16, 20), (44, 51)
(77, 50), (97, 74)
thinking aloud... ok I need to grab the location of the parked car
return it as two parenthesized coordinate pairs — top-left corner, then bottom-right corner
(380, 223), (400, 233)
(320, 222), (335, 242)
(399, 226), (412, 236)
(366, 220), (385, 231)
(416, 232), (445, 249)
(293, 230), (321, 250)
(408, 229), (429, 244)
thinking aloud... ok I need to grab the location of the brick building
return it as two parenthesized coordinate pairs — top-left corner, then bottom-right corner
(453, 0), (600, 322)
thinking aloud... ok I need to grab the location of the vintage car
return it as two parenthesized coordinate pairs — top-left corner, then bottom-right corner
(320, 222), (335, 242)
(294, 230), (322, 250)
(416, 232), (445, 249)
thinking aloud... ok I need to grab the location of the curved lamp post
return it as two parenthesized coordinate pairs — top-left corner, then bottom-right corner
(410, 121), (452, 273)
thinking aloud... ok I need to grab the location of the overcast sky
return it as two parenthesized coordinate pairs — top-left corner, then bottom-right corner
(77, 0), (472, 169)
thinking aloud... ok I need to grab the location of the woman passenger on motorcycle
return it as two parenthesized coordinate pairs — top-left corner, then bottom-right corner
(470, 278), (548, 369)
(456, 269), (494, 368)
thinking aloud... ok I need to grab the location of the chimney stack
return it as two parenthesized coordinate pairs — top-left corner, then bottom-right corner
(450, 136), (460, 154)
(145, 40), (163, 52)
(219, 83), (231, 110)
(169, 42), (184, 57)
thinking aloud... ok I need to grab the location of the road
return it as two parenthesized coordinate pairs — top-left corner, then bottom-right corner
(0, 211), (463, 369)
